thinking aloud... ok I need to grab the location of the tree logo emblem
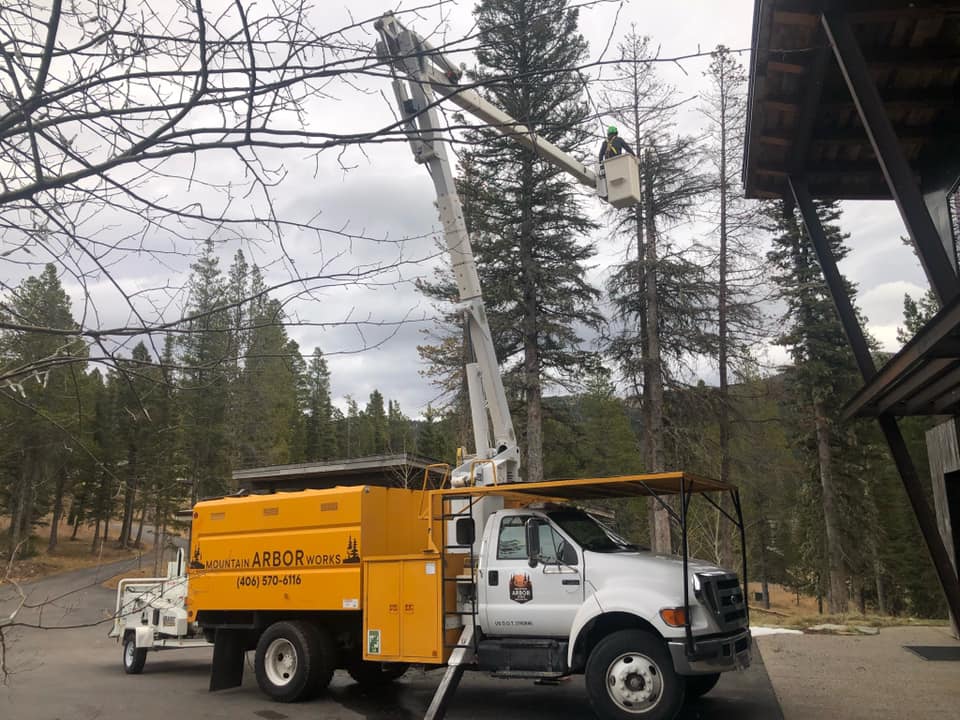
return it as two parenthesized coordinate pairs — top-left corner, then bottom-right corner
(509, 573), (533, 603)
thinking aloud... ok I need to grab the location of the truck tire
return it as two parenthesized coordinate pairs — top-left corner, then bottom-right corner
(585, 630), (685, 720)
(347, 661), (409, 686)
(122, 634), (147, 674)
(255, 621), (334, 702)
(685, 672), (720, 700)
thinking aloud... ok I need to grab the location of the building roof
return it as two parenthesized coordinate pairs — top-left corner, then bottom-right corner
(233, 453), (448, 491)
(744, 0), (960, 200)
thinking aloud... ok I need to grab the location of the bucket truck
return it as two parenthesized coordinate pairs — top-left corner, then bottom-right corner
(107, 13), (750, 720)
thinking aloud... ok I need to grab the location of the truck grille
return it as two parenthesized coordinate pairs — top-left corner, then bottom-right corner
(697, 572), (747, 631)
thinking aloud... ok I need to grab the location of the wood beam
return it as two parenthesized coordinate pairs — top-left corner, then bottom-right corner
(791, 36), (831, 174)
(759, 132), (793, 146)
(861, 46), (960, 68)
(773, 1), (960, 24)
(767, 60), (808, 74)
(823, 10), (959, 304)
(773, 10), (819, 27)
(762, 99), (801, 113)
(903, 364), (960, 413)
(872, 358), (955, 414)
(765, 89), (960, 112)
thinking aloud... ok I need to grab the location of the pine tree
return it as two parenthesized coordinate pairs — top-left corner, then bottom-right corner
(767, 199), (870, 613)
(0, 264), (86, 554)
(86, 369), (119, 553)
(602, 29), (710, 551)
(116, 341), (155, 547)
(235, 299), (302, 467)
(387, 400), (410, 453)
(179, 239), (232, 500)
(363, 390), (388, 455)
(897, 289), (939, 343)
(416, 404), (451, 462)
(304, 348), (336, 461)
(452, 0), (601, 482)
(700, 44), (764, 566)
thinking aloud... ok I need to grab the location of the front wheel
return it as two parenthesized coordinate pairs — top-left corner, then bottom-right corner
(686, 672), (721, 700)
(122, 634), (147, 674)
(585, 630), (685, 720)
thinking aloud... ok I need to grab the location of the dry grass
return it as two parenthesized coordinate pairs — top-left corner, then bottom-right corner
(747, 582), (820, 615)
(747, 582), (949, 629)
(1, 516), (151, 583)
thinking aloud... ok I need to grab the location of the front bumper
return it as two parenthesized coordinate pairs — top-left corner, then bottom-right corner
(668, 628), (752, 675)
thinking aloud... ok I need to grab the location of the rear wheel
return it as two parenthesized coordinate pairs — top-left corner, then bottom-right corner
(347, 661), (409, 686)
(122, 634), (147, 674)
(255, 621), (335, 702)
(585, 630), (685, 720)
(686, 672), (721, 700)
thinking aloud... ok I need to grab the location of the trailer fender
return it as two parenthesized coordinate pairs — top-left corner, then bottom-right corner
(135, 625), (154, 649)
(567, 588), (678, 669)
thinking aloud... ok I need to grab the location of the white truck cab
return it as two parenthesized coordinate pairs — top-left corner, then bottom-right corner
(468, 505), (751, 719)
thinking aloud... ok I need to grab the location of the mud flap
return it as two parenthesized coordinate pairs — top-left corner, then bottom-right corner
(209, 629), (245, 692)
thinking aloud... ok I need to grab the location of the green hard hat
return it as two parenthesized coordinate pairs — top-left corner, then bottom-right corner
(607, 125), (618, 136)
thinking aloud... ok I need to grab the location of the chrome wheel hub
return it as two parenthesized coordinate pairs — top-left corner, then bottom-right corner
(264, 638), (298, 686)
(606, 652), (663, 713)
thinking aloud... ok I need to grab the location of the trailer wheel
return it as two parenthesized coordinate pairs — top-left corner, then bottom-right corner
(255, 621), (334, 702)
(122, 634), (147, 675)
(347, 661), (409, 687)
(685, 672), (720, 700)
(585, 630), (684, 720)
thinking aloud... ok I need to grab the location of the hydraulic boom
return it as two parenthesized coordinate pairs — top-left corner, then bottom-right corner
(374, 12), (635, 487)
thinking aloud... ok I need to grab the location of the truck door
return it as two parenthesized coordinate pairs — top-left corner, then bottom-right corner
(479, 514), (583, 637)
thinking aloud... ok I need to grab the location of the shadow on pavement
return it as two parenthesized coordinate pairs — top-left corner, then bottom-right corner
(325, 642), (781, 720)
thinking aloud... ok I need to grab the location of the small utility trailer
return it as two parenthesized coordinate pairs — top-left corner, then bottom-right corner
(109, 549), (211, 673)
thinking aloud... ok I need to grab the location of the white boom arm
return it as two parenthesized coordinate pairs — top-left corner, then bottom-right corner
(374, 12), (602, 487)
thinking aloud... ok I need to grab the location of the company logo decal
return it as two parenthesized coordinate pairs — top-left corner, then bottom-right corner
(509, 573), (533, 604)
(190, 546), (205, 569)
(188, 535), (361, 571)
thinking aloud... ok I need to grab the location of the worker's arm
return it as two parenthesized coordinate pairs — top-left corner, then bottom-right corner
(598, 145), (606, 164)
(619, 138), (634, 156)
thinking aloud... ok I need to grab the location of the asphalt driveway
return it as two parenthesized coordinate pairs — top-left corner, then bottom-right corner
(0, 561), (782, 720)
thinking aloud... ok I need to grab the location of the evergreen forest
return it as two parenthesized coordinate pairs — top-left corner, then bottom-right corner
(0, 0), (950, 621)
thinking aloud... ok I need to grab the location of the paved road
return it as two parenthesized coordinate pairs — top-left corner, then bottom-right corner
(1, 564), (782, 720)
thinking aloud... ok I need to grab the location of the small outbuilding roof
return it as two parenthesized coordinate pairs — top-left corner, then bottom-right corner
(233, 453), (448, 492)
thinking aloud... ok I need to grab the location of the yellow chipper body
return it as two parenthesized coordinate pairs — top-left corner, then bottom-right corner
(186, 486), (463, 665)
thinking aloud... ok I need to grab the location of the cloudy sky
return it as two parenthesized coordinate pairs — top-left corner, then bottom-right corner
(10, 0), (927, 417)
(303, 0), (924, 415)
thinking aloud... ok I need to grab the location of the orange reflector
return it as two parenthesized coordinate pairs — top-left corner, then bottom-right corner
(660, 608), (688, 627)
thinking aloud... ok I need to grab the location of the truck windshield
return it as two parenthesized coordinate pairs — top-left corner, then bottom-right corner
(546, 509), (640, 553)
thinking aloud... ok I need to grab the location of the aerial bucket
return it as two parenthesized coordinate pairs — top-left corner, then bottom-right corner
(601, 153), (641, 208)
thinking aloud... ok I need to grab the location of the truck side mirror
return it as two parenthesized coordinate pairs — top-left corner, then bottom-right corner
(525, 519), (541, 568)
(455, 518), (475, 546)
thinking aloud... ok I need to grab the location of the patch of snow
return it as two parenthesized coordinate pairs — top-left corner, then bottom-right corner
(751, 626), (803, 637)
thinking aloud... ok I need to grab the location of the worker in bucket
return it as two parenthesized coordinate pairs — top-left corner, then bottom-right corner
(598, 125), (634, 163)
(597, 125), (634, 200)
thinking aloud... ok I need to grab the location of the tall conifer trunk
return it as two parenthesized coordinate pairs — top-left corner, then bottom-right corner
(717, 83), (732, 569)
(48, 466), (67, 552)
(813, 396), (848, 613)
(643, 152), (671, 553)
